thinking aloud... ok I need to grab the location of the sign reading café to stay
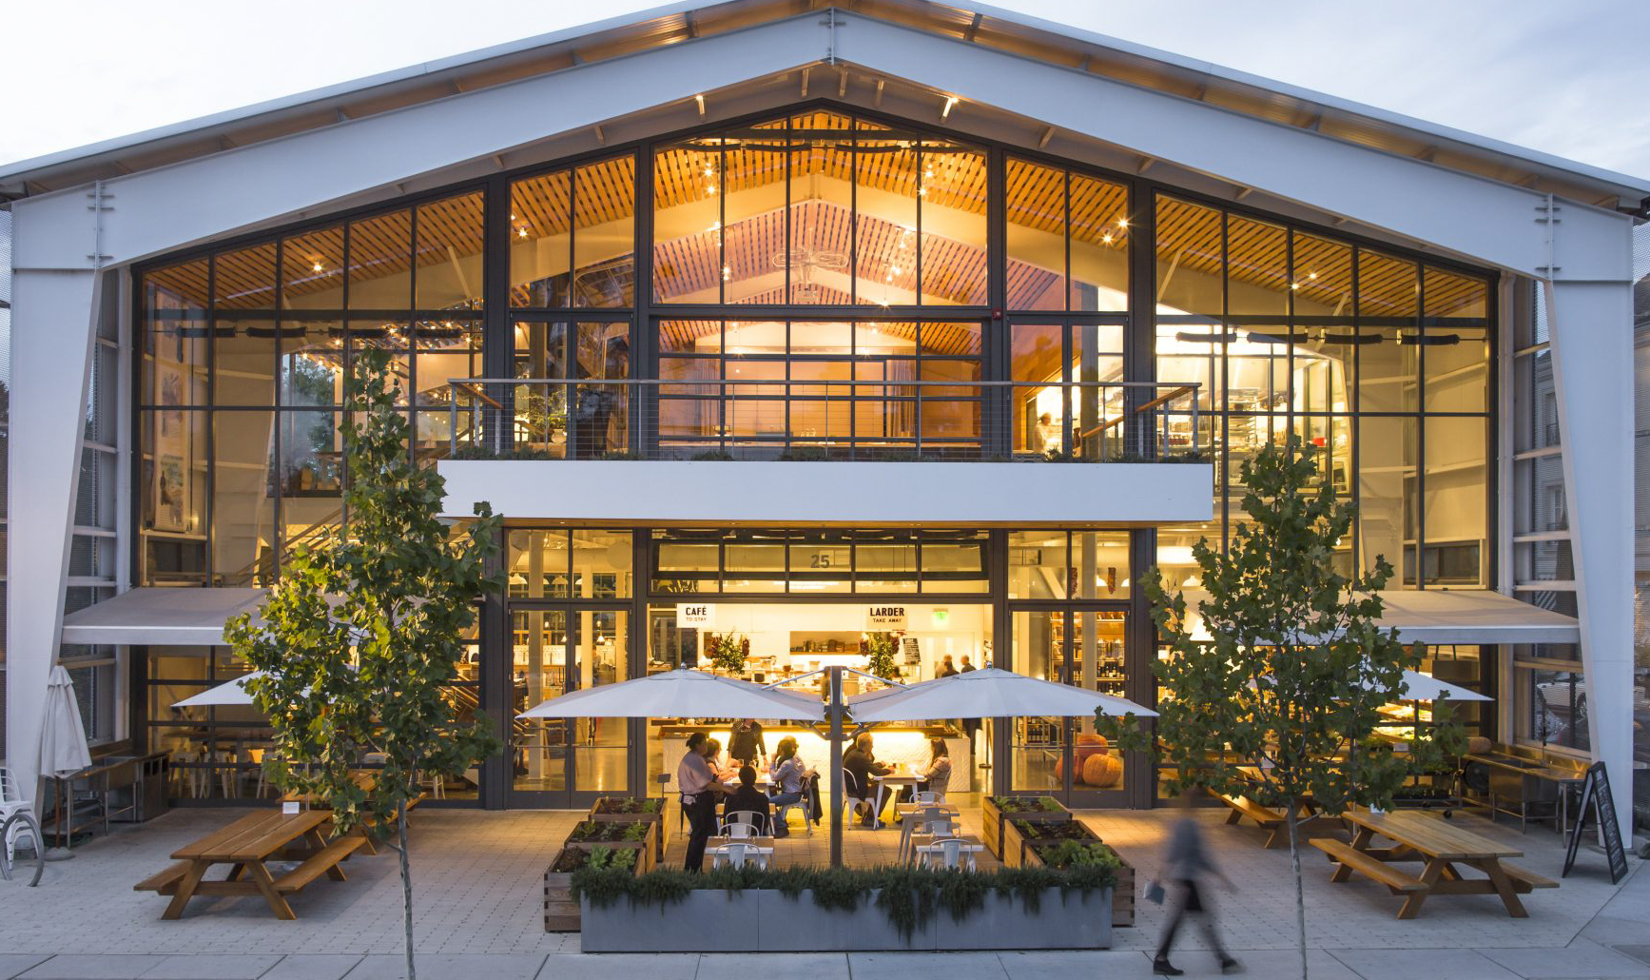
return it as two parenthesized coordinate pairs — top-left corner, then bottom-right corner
(677, 603), (715, 627)
(866, 605), (907, 629)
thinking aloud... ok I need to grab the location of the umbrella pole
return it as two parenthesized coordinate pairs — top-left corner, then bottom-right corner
(829, 666), (844, 868)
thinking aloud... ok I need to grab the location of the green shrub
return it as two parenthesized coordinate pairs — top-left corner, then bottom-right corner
(569, 862), (1116, 939)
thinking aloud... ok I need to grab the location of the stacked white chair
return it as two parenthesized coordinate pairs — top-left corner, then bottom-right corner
(0, 767), (41, 865)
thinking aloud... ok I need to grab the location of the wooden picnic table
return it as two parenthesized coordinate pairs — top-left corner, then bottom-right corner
(1312, 809), (1556, 919)
(134, 810), (366, 920)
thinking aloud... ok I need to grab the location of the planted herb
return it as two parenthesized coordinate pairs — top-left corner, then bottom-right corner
(990, 796), (1066, 813)
(568, 820), (650, 844)
(1014, 819), (1098, 842)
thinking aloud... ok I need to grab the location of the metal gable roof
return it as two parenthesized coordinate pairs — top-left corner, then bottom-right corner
(3, 0), (1647, 214)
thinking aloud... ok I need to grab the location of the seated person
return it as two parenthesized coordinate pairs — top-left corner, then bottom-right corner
(720, 765), (773, 835)
(767, 737), (813, 838)
(899, 737), (953, 806)
(843, 732), (892, 826)
(705, 738), (737, 781)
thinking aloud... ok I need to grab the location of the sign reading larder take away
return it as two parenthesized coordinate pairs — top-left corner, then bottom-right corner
(676, 603), (716, 627)
(866, 605), (908, 629)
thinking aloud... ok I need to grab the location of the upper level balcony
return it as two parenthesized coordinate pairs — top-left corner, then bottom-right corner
(435, 378), (1216, 525)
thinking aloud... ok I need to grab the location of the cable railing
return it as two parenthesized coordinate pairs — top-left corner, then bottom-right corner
(442, 377), (1203, 463)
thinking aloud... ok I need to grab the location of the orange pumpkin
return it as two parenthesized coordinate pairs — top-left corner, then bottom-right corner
(1083, 752), (1123, 788)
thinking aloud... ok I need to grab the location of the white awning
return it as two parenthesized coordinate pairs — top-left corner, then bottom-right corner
(1375, 591), (1580, 645)
(60, 587), (267, 646)
(1178, 588), (1579, 645)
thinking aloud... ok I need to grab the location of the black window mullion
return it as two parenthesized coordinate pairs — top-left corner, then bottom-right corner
(205, 254), (220, 585)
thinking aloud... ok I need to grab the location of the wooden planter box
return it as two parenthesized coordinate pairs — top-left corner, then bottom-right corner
(1024, 842), (1137, 928)
(982, 797), (1071, 860)
(1002, 816), (1100, 868)
(580, 885), (1113, 951)
(544, 847), (645, 932)
(561, 821), (658, 874)
(587, 798), (669, 862)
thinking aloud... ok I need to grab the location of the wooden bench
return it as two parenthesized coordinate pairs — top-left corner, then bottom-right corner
(133, 861), (192, 896)
(274, 835), (367, 893)
(1311, 838), (1426, 892)
(1499, 862), (1559, 891)
(1219, 794), (1287, 847)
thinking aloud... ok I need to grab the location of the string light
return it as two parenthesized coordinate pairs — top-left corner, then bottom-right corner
(1117, 218), (1129, 229)
(517, 228), (528, 238)
(312, 261), (324, 273)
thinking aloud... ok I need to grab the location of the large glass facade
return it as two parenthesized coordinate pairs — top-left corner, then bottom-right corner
(1152, 195), (1490, 592)
(133, 102), (1499, 810)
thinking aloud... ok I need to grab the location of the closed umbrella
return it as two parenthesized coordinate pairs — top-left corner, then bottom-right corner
(848, 666), (1156, 722)
(519, 666), (823, 721)
(41, 666), (93, 778)
(40, 665), (94, 860)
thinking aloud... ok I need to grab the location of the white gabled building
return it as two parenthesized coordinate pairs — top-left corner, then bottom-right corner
(2, 0), (1641, 835)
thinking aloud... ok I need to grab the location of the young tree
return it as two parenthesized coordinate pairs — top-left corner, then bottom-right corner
(1104, 439), (1462, 980)
(226, 350), (502, 980)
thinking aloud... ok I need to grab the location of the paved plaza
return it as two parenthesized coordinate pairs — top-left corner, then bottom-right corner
(0, 806), (1643, 979)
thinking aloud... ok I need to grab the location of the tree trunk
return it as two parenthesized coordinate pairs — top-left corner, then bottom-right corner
(1287, 804), (1308, 980)
(398, 799), (415, 980)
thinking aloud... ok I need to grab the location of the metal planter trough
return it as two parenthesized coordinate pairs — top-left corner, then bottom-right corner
(578, 885), (1114, 952)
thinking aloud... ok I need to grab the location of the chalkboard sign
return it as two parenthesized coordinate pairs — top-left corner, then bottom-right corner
(1562, 762), (1628, 884)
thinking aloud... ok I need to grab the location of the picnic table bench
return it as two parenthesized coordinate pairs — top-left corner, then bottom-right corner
(1311, 809), (1557, 919)
(1217, 792), (1335, 848)
(134, 810), (365, 920)
(281, 771), (426, 855)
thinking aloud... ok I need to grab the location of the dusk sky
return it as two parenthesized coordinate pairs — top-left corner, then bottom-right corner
(3, 0), (1648, 178)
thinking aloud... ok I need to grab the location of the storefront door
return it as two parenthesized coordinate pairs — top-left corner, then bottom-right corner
(1008, 607), (1133, 807)
(507, 607), (632, 808)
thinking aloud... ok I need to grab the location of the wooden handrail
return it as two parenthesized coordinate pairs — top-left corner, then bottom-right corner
(452, 380), (505, 411)
(1075, 386), (1196, 441)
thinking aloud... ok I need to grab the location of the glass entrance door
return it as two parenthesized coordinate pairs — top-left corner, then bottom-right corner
(1009, 607), (1130, 806)
(509, 607), (631, 807)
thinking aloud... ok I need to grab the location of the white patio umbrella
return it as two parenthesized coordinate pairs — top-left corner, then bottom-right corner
(40, 665), (94, 861)
(1385, 669), (1491, 703)
(847, 666), (1157, 722)
(41, 666), (93, 778)
(518, 666), (824, 721)
(1247, 669), (1492, 703)
(173, 670), (273, 708)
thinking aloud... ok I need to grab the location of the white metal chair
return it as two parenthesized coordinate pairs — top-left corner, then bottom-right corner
(841, 769), (878, 827)
(914, 836), (976, 871)
(0, 767), (40, 865)
(720, 809), (764, 839)
(772, 787), (813, 837)
(708, 840), (771, 870)
(898, 806), (955, 863)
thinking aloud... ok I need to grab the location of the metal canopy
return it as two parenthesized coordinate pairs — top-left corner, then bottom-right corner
(1183, 588), (1581, 646)
(59, 587), (268, 647)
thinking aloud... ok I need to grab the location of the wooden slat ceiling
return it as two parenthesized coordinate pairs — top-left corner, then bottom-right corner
(145, 111), (1485, 326)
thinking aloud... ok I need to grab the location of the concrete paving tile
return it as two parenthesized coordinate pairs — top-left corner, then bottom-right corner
(1328, 948), (1521, 980)
(1474, 941), (1650, 979)
(256, 957), (363, 980)
(534, 954), (700, 980)
(137, 955), (282, 980)
(0, 959), (51, 980)
(1617, 947), (1650, 968)
(20, 957), (171, 980)
(1583, 916), (1650, 947)
(1212, 949), (1361, 980)
(998, 950), (1154, 979)
(343, 955), (544, 980)
(696, 954), (848, 979)
(846, 952), (1010, 980)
